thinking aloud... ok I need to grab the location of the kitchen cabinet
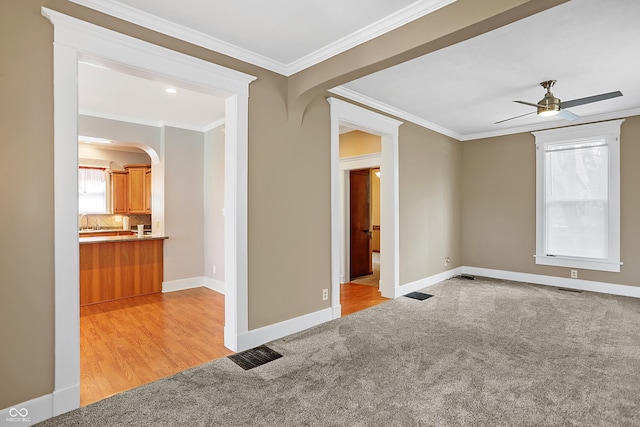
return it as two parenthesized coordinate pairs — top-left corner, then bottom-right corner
(79, 236), (166, 305)
(111, 171), (128, 214)
(111, 165), (151, 214)
(126, 165), (148, 213)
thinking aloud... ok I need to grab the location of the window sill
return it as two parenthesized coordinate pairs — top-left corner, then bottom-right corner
(535, 255), (621, 273)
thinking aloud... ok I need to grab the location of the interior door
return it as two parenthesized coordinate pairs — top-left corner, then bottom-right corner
(350, 169), (372, 279)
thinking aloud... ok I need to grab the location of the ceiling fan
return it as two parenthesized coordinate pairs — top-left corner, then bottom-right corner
(495, 80), (622, 124)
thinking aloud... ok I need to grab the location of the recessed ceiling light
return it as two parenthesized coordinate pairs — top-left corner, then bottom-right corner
(165, 88), (177, 94)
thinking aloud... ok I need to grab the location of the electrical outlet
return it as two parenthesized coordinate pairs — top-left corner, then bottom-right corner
(444, 257), (450, 266)
(213, 265), (216, 274)
(570, 269), (578, 279)
(322, 289), (328, 301)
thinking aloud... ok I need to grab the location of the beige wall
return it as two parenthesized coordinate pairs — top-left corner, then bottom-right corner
(0, 0), (583, 412)
(399, 123), (462, 284)
(339, 130), (381, 158)
(461, 116), (640, 287)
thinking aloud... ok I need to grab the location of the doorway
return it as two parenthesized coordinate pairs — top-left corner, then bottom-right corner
(46, 8), (254, 415)
(329, 97), (402, 319)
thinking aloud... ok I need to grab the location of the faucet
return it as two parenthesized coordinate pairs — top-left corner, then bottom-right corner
(79, 214), (89, 230)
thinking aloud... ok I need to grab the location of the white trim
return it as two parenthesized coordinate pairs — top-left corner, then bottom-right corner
(42, 7), (254, 418)
(1, 392), (54, 425)
(462, 266), (640, 299)
(79, 109), (224, 133)
(237, 308), (334, 352)
(331, 86), (640, 142)
(203, 277), (226, 295)
(328, 97), (402, 315)
(68, 0), (454, 76)
(533, 120), (623, 272)
(330, 86), (462, 140)
(162, 277), (225, 294)
(286, 0), (456, 75)
(162, 277), (204, 293)
(395, 267), (463, 297)
(463, 107), (640, 141)
(339, 153), (382, 170)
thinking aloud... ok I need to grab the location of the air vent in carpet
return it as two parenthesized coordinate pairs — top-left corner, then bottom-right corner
(558, 288), (582, 293)
(405, 292), (433, 301)
(228, 345), (283, 370)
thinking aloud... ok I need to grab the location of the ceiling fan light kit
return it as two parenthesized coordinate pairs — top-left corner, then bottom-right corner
(495, 80), (623, 125)
(537, 80), (560, 117)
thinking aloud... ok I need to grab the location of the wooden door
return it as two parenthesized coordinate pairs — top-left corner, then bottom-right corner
(350, 169), (372, 279)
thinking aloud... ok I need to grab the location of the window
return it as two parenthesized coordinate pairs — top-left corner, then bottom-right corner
(79, 167), (108, 213)
(534, 120), (623, 272)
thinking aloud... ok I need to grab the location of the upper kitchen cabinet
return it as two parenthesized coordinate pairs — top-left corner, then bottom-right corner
(125, 164), (150, 214)
(110, 170), (128, 214)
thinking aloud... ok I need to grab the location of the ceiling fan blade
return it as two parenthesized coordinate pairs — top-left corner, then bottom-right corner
(514, 100), (542, 108)
(557, 109), (579, 121)
(562, 91), (623, 109)
(494, 111), (536, 124)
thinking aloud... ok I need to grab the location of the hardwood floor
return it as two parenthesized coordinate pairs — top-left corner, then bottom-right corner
(340, 283), (389, 316)
(80, 287), (232, 406)
(80, 284), (388, 406)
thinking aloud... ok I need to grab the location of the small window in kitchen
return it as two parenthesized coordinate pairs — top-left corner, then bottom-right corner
(79, 166), (108, 213)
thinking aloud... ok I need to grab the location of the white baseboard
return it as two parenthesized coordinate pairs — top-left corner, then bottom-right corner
(203, 277), (225, 294)
(462, 266), (640, 299)
(52, 383), (79, 416)
(236, 307), (333, 352)
(162, 277), (205, 293)
(331, 304), (342, 320)
(394, 267), (463, 298)
(1, 392), (53, 426)
(163, 277), (225, 294)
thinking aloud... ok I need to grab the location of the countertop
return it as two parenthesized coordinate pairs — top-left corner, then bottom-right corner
(79, 234), (168, 244)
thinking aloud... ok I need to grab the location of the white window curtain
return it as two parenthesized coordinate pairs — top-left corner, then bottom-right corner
(79, 167), (107, 213)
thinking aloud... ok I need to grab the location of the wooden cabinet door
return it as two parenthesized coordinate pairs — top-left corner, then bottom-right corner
(111, 171), (128, 214)
(126, 166), (147, 213)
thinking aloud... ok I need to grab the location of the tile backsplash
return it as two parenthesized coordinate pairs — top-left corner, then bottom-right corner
(78, 214), (151, 230)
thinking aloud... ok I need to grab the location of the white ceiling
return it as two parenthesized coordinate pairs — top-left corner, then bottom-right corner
(75, 0), (640, 141)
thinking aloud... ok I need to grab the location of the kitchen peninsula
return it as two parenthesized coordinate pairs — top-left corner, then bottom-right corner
(79, 233), (168, 306)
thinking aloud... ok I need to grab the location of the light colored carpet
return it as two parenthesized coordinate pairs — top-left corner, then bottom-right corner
(350, 251), (380, 286)
(38, 277), (640, 426)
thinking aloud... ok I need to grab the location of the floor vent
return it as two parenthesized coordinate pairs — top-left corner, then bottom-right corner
(228, 345), (283, 370)
(558, 288), (582, 293)
(405, 292), (433, 301)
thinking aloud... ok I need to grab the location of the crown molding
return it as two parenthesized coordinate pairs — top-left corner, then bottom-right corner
(329, 86), (463, 141)
(330, 87), (640, 142)
(462, 107), (640, 141)
(70, 0), (455, 76)
(68, 0), (289, 75)
(286, 0), (456, 75)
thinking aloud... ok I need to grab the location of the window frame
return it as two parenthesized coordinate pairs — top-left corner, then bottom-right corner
(533, 119), (624, 273)
(78, 165), (111, 214)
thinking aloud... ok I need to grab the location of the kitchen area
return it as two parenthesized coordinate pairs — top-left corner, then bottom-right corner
(78, 141), (168, 306)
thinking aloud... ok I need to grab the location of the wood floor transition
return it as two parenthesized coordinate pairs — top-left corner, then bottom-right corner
(80, 284), (388, 405)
